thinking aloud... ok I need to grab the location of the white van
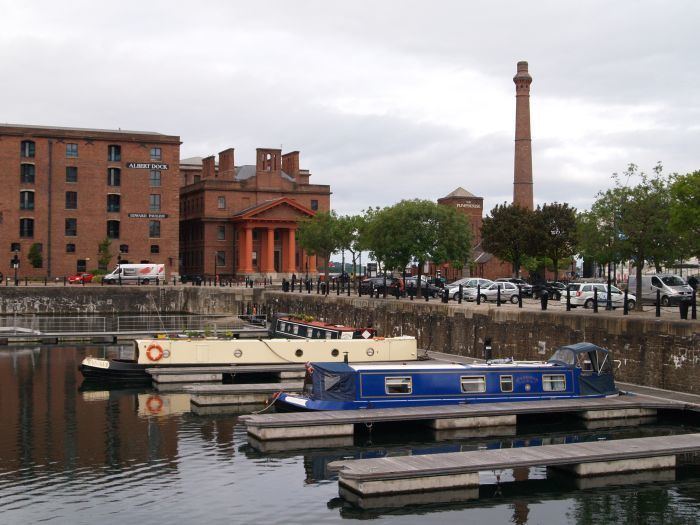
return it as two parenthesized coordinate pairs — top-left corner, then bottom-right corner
(627, 274), (694, 306)
(103, 264), (165, 285)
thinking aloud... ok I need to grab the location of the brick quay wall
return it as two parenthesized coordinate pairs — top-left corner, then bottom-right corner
(0, 287), (697, 393)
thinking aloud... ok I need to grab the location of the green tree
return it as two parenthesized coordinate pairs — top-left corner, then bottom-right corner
(668, 170), (700, 259)
(337, 214), (365, 285)
(297, 211), (341, 283)
(27, 243), (43, 269)
(98, 238), (113, 270)
(481, 203), (536, 277)
(533, 202), (578, 281)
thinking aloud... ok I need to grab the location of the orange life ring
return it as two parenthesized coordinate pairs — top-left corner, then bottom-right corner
(146, 343), (164, 361)
(146, 395), (163, 414)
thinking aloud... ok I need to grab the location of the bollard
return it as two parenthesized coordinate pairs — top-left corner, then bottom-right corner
(692, 290), (697, 320)
(442, 287), (448, 303)
(25, 277), (28, 286)
(317, 280), (320, 294)
(156, 276), (159, 286)
(476, 284), (481, 305)
(517, 285), (523, 308)
(566, 287), (571, 311)
(63, 276), (67, 286)
(593, 288), (599, 313)
(458, 284), (463, 304)
(44, 277), (47, 286)
(656, 289), (661, 317)
(496, 286), (501, 307)
(347, 279), (351, 297)
(623, 289), (629, 315)
(358, 282), (363, 297)
(540, 290), (548, 310)
(679, 300), (689, 320)
(337, 280), (340, 296)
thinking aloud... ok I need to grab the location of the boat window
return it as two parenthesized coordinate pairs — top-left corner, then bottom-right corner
(548, 348), (574, 365)
(385, 376), (412, 395)
(500, 375), (513, 392)
(460, 376), (486, 393)
(543, 374), (566, 391)
(597, 351), (612, 374)
(298, 326), (308, 337)
(577, 353), (594, 372)
(293, 324), (299, 335)
(340, 332), (353, 340)
(325, 331), (332, 339)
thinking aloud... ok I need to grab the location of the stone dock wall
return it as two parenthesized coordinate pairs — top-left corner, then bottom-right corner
(1, 287), (697, 393)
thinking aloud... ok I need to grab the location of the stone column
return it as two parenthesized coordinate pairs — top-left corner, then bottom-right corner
(263, 227), (275, 273)
(513, 61), (534, 211)
(309, 254), (317, 274)
(238, 225), (253, 273)
(284, 228), (297, 273)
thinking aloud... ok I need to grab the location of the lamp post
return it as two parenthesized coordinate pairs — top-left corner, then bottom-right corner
(117, 253), (122, 285)
(214, 252), (218, 285)
(12, 250), (19, 286)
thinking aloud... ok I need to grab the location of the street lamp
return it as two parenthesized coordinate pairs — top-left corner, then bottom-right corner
(12, 249), (19, 286)
(214, 252), (218, 285)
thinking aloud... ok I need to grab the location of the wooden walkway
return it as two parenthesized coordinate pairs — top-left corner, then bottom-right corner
(331, 433), (700, 501)
(242, 395), (677, 429)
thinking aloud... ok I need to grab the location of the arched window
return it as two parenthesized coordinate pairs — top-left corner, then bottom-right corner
(21, 141), (35, 158)
(19, 191), (35, 210)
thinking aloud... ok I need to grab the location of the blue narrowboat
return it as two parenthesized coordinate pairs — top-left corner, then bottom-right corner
(274, 342), (619, 411)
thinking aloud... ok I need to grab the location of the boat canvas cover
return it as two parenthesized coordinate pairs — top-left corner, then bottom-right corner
(311, 362), (356, 401)
(549, 342), (616, 396)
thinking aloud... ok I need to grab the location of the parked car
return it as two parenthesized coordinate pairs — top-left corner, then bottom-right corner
(67, 273), (93, 284)
(446, 278), (493, 300)
(627, 274), (694, 306)
(360, 276), (402, 295)
(561, 282), (636, 309)
(464, 281), (521, 303)
(405, 277), (441, 298)
(495, 277), (533, 297)
(532, 281), (567, 300)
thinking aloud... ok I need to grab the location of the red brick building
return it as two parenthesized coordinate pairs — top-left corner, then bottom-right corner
(0, 124), (181, 279)
(179, 148), (331, 278)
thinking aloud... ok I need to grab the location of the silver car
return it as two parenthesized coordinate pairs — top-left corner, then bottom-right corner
(464, 281), (521, 303)
(560, 282), (636, 309)
(446, 278), (493, 300)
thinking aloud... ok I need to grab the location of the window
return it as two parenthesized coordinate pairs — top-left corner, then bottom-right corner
(149, 220), (161, 238)
(543, 374), (567, 392)
(65, 218), (77, 236)
(77, 259), (87, 272)
(11, 242), (21, 252)
(119, 244), (129, 253)
(107, 194), (121, 212)
(150, 244), (160, 254)
(66, 243), (76, 253)
(500, 375), (514, 393)
(216, 251), (226, 266)
(150, 147), (162, 160)
(65, 191), (78, 209)
(217, 225), (225, 240)
(66, 166), (78, 183)
(19, 191), (35, 210)
(20, 218), (34, 237)
(20, 164), (35, 183)
(311, 200), (318, 211)
(21, 140), (35, 158)
(107, 168), (121, 186)
(218, 196), (226, 209)
(460, 376), (486, 393)
(66, 143), (78, 158)
(149, 194), (161, 212)
(149, 170), (161, 187)
(107, 220), (120, 239)
(194, 175), (201, 183)
(108, 145), (121, 162)
(385, 377), (412, 394)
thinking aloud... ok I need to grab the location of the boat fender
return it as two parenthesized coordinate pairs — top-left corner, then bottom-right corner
(146, 395), (163, 414)
(146, 343), (164, 362)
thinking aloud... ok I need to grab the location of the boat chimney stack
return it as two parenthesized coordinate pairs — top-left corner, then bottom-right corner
(344, 352), (349, 364)
(484, 337), (493, 361)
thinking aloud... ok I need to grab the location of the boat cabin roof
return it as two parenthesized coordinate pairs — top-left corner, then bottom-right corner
(312, 361), (559, 374)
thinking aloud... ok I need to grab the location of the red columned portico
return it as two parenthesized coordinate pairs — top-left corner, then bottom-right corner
(232, 197), (316, 277)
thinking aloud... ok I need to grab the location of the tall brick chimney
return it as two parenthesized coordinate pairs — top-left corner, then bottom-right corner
(202, 155), (216, 180)
(513, 61), (534, 210)
(218, 148), (235, 179)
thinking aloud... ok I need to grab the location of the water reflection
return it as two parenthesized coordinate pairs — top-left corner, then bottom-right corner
(1, 344), (700, 525)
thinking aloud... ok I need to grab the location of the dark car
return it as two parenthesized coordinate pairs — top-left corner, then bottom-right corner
(360, 276), (402, 295)
(180, 274), (203, 285)
(495, 277), (533, 297)
(532, 281), (566, 300)
(404, 277), (442, 298)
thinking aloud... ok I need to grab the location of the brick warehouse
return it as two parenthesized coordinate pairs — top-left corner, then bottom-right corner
(179, 148), (331, 279)
(0, 124), (181, 279)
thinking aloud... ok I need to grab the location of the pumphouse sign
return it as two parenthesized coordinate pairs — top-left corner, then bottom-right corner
(126, 162), (169, 170)
(128, 213), (169, 219)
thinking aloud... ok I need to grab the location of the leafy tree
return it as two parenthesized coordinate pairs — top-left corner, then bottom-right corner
(669, 170), (700, 259)
(337, 214), (365, 285)
(28, 243), (43, 268)
(533, 202), (578, 281)
(481, 203), (536, 277)
(585, 163), (672, 310)
(297, 211), (341, 283)
(98, 238), (113, 270)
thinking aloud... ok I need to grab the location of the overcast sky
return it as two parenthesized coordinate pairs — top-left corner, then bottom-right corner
(2, 1), (698, 216)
